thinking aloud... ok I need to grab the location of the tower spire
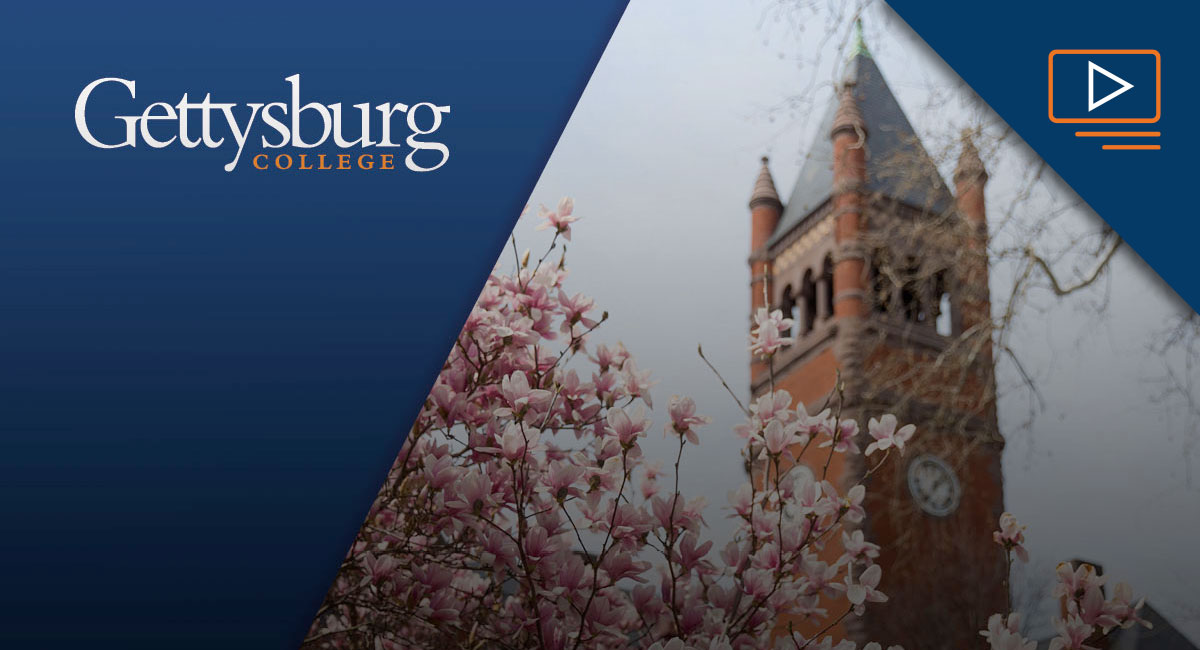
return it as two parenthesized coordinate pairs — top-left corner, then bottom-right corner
(841, 19), (871, 88)
(748, 155), (783, 253)
(830, 83), (866, 140)
(954, 129), (988, 187)
(749, 156), (782, 210)
(851, 18), (871, 59)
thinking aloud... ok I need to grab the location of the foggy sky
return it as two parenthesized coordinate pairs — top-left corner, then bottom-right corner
(514, 0), (1198, 640)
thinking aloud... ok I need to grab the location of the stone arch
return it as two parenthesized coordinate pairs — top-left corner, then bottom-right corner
(870, 248), (894, 314)
(820, 253), (835, 321)
(932, 270), (953, 336)
(900, 256), (926, 323)
(801, 268), (817, 335)
(780, 284), (798, 339)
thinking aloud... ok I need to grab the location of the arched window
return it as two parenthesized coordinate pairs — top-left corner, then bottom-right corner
(801, 269), (817, 335)
(933, 271), (952, 336)
(870, 248), (894, 314)
(821, 255), (835, 320)
(780, 285), (798, 340)
(900, 256), (926, 324)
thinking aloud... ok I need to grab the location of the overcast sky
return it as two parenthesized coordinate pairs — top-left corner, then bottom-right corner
(513, 0), (1198, 640)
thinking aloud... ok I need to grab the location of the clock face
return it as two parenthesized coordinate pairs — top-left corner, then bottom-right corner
(906, 454), (961, 517)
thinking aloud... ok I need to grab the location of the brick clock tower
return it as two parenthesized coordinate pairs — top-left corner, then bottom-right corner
(748, 33), (1007, 648)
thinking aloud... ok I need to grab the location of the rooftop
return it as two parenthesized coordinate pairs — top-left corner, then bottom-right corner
(769, 39), (954, 246)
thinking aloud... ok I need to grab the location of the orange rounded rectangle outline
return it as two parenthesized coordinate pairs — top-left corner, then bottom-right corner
(1048, 49), (1161, 123)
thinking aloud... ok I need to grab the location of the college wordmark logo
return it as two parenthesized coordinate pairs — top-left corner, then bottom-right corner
(74, 74), (450, 172)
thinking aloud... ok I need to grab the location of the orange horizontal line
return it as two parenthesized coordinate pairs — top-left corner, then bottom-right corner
(1076, 131), (1160, 137)
(1102, 144), (1161, 150)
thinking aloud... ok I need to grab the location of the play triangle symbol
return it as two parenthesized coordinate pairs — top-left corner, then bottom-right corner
(1088, 60), (1134, 112)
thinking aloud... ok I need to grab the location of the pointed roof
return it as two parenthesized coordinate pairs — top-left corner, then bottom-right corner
(749, 156), (782, 209)
(851, 18), (871, 59)
(830, 83), (866, 139)
(954, 129), (987, 186)
(768, 41), (955, 246)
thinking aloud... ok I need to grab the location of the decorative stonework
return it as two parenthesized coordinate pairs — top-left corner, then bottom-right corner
(774, 212), (835, 271)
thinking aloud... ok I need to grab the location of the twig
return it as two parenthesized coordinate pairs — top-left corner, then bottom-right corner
(698, 344), (751, 416)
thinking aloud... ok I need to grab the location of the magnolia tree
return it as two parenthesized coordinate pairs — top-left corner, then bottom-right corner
(305, 200), (1152, 650)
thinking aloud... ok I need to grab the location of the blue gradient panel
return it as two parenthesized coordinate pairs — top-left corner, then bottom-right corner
(889, 1), (1200, 311)
(0, 1), (626, 648)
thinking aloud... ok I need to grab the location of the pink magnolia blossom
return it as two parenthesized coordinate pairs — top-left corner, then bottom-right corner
(495, 371), (552, 419)
(1107, 582), (1153, 630)
(864, 414), (916, 456)
(836, 484), (866, 523)
(749, 307), (795, 357)
(802, 556), (845, 599)
(590, 341), (629, 372)
(489, 422), (540, 461)
(1047, 615), (1098, 650)
(980, 614), (1037, 650)
(819, 419), (860, 454)
(1077, 585), (1120, 630)
(666, 395), (710, 445)
(1054, 562), (1106, 601)
(558, 289), (597, 336)
(993, 512), (1030, 562)
(762, 419), (795, 457)
(534, 196), (580, 240)
(757, 390), (794, 421)
(623, 360), (657, 407)
(305, 201), (1149, 650)
(542, 460), (585, 502)
(797, 403), (833, 439)
(842, 529), (880, 564)
(607, 406), (650, 446)
(361, 552), (399, 585)
(845, 564), (888, 615)
(675, 532), (714, 573)
(727, 484), (754, 519)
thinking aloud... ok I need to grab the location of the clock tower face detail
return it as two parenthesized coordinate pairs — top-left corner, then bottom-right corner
(746, 38), (1006, 649)
(907, 454), (962, 517)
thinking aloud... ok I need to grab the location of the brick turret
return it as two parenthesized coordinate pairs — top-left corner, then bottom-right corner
(830, 82), (869, 322)
(749, 156), (783, 384)
(954, 131), (992, 337)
